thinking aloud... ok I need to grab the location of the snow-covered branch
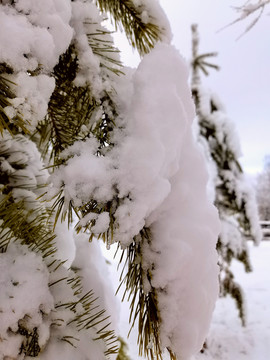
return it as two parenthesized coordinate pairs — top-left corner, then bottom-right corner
(235, 0), (270, 18)
(232, 0), (270, 36)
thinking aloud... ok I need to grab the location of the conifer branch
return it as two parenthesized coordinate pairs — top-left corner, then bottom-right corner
(0, 72), (28, 135)
(54, 262), (119, 356)
(0, 134), (56, 256)
(37, 46), (96, 160)
(38, 43), (118, 161)
(219, 0), (270, 37)
(219, 257), (247, 326)
(191, 25), (219, 82)
(96, 0), (163, 55)
(86, 26), (123, 74)
(117, 233), (163, 360)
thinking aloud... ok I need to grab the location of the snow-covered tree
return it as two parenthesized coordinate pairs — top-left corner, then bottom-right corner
(0, 2), (220, 360)
(256, 155), (270, 220)
(191, 24), (262, 326)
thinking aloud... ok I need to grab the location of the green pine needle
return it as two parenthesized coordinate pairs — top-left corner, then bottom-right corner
(117, 230), (166, 360)
(0, 74), (28, 135)
(96, 0), (163, 55)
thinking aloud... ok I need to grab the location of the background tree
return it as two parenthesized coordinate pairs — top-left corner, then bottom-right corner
(256, 155), (270, 221)
(191, 24), (262, 326)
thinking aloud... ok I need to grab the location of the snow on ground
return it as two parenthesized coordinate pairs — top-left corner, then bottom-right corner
(195, 240), (270, 360)
(105, 241), (270, 360)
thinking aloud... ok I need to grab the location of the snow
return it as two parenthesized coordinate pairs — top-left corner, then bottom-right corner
(53, 219), (76, 268)
(0, 133), (49, 208)
(110, 241), (270, 360)
(196, 86), (242, 158)
(7, 73), (55, 131)
(0, 239), (116, 360)
(70, 1), (104, 92)
(48, 42), (220, 359)
(193, 82), (262, 253)
(135, 0), (172, 43)
(0, 244), (54, 358)
(39, 259), (110, 360)
(0, 0), (73, 131)
(194, 241), (270, 360)
(0, 1), (73, 71)
(72, 235), (119, 337)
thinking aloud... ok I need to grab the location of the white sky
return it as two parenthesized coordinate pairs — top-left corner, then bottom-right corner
(113, 0), (270, 175)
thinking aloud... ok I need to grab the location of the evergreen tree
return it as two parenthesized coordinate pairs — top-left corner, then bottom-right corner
(0, 2), (220, 360)
(256, 155), (270, 221)
(191, 24), (262, 326)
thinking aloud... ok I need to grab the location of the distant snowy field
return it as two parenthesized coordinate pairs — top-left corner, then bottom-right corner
(195, 241), (270, 360)
(106, 241), (270, 360)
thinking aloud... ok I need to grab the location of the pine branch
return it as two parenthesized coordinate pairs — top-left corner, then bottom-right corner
(0, 134), (56, 256)
(85, 26), (123, 74)
(37, 46), (97, 160)
(96, 0), (163, 55)
(0, 72), (28, 135)
(191, 33), (219, 80)
(218, 0), (270, 37)
(219, 255), (247, 326)
(117, 230), (163, 360)
(0, 195), (56, 257)
(38, 44), (118, 162)
(51, 261), (119, 356)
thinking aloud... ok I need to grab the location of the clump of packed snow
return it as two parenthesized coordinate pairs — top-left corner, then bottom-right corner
(50, 43), (220, 359)
(134, 0), (172, 42)
(0, 133), (49, 218)
(70, 0), (121, 94)
(0, 0), (120, 131)
(53, 219), (77, 267)
(116, 45), (220, 357)
(0, 1), (73, 71)
(6, 73), (55, 132)
(0, 243), (54, 358)
(39, 257), (111, 360)
(108, 241), (270, 360)
(72, 234), (119, 336)
(0, 0), (72, 131)
(0, 240), (116, 360)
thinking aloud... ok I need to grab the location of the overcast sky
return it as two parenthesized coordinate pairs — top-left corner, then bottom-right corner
(113, 0), (270, 175)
